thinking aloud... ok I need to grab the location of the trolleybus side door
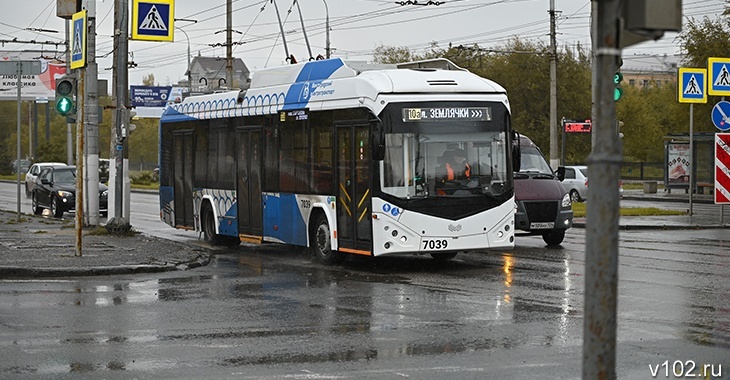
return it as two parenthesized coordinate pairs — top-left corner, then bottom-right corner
(173, 130), (195, 228)
(236, 128), (263, 238)
(335, 123), (372, 254)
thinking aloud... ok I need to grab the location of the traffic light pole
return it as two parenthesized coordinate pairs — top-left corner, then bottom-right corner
(85, 1), (101, 227)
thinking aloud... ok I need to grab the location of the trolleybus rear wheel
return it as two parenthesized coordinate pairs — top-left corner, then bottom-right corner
(202, 204), (223, 246)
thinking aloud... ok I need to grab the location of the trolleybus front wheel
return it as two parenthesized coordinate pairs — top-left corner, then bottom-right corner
(310, 213), (342, 265)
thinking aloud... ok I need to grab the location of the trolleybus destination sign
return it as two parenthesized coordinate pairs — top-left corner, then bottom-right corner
(403, 107), (491, 122)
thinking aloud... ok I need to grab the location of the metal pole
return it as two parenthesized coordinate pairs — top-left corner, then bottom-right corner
(583, 0), (620, 378)
(272, 0), (290, 60)
(32, 101), (38, 158)
(549, 0), (558, 169)
(323, 0), (330, 58)
(689, 104), (694, 215)
(295, 0), (313, 60)
(66, 21), (73, 165)
(85, 0), (100, 226)
(107, 0), (130, 233)
(176, 27), (191, 93)
(226, 0), (233, 87)
(75, 67), (85, 257)
(16, 62), (22, 222)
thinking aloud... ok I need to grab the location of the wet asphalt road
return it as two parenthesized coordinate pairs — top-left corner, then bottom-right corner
(1, 225), (728, 379)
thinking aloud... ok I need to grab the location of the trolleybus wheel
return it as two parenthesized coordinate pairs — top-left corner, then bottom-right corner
(202, 204), (223, 246)
(310, 213), (342, 265)
(430, 252), (458, 261)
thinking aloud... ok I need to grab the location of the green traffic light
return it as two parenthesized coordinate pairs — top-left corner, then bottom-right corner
(614, 87), (624, 101)
(56, 97), (73, 115)
(613, 72), (623, 84)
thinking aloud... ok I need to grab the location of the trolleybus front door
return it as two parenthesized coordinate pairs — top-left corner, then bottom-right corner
(336, 123), (372, 254)
(236, 128), (263, 240)
(172, 130), (194, 228)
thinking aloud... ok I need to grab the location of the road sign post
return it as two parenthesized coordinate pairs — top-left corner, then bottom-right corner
(678, 68), (708, 216)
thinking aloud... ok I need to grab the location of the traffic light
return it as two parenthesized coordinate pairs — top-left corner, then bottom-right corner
(613, 71), (624, 101)
(55, 75), (76, 116)
(121, 110), (137, 139)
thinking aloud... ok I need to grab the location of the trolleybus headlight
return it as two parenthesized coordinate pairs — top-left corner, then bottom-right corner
(497, 231), (504, 238)
(384, 242), (391, 249)
(391, 230), (398, 237)
(400, 236), (407, 242)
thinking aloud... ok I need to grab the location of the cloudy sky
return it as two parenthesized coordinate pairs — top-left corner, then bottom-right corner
(0, 0), (726, 87)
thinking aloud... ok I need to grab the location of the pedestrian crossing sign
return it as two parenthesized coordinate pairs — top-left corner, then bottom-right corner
(708, 57), (730, 96)
(132, 0), (174, 42)
(678, 68), (707, 104)
(70, 10), (87, 69)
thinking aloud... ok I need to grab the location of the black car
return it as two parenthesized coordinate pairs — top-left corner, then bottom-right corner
(31, 166), (108, 217)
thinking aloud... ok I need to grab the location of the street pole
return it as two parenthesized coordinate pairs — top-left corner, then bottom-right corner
(176, 27), (191, 93)
(85, 0), (101, 227)
(226, 0), (233, 87)
(583, 0), (621, 378)
(65, 21), (73, 165)
(549, 0), (558, 169)
(107, 0), (130, 234)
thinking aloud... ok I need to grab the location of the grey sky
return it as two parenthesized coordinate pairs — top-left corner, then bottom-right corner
(1, 0), (726, 86)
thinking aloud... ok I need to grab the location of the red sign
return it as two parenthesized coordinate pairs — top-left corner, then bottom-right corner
(564, 119), (592, 133)
(714, 133), (730, 204)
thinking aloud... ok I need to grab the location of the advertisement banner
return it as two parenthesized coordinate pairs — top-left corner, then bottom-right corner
(0, 51), (66, 100)
(666, 142), (690, 187)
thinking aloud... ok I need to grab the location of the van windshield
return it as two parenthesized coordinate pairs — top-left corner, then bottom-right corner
(518, 145), (554, 176)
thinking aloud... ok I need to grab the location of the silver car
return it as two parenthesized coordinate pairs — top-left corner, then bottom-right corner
(560, 165), (623, 202)
(25, 162), (67, 197)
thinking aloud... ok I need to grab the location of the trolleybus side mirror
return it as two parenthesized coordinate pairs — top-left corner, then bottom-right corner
(511, 131), (521, 173)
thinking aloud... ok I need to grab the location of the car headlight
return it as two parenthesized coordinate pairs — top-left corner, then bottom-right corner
(101, 190), (108, 197)
(57, 190), (73, 198)
(561, 193), (572, 208)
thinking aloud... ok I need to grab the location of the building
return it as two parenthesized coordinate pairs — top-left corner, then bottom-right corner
(187, 55), (250, 93)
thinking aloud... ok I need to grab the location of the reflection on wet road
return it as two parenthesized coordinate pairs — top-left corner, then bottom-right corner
(0, 228), (728, 379)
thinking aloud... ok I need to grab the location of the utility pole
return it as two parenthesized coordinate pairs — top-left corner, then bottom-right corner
(84, 0), (101, 227)
(549, 0), (559, 169)
(107, 0), (130, 234)
(583, 0), (621, 378)
(226, 0), (233, 87)
(323, 0), (330, 58)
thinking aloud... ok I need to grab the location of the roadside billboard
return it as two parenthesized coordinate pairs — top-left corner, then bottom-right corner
(0, 51), (66, 100)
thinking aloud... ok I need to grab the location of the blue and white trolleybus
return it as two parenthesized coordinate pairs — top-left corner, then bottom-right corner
(159, 58), (516, 264)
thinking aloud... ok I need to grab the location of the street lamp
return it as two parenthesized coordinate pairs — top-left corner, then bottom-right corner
(322, 0), (330, 58)
(176, 27), (191, 94)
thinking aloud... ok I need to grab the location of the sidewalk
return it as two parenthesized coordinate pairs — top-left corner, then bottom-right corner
(0, 210), (210, 278)
(572, 188), (730, 229)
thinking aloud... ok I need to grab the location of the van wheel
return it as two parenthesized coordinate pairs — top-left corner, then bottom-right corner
(202, 204), (223, 246)
(542, 229), (565, 246)
(569, 190), (581, 203)
(430, 252), (458, 261)
(310, 213), (342, 265)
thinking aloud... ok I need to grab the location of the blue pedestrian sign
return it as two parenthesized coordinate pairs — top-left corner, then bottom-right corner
(132, 0), (174, 42)
(708, 57), (730, 96)
(677, 68), (707, 104)
(711, 101), (730, 131)
(70, 10), (87, 69)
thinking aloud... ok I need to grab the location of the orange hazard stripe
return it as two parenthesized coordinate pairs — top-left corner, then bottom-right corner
(338, 247), (371, 256)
